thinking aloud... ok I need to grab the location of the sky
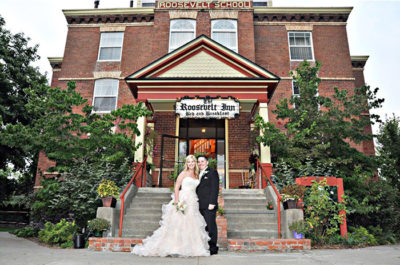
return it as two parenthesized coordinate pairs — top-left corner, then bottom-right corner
(0, 0), (399, 134)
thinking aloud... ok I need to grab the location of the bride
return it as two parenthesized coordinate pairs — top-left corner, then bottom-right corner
(132, 155), (210, 257)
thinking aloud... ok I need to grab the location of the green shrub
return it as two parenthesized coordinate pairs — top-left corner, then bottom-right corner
(303, 178), (347, 245)
(12, 226), (39, 238)
(38, 219), (78, 247)
(87, 218), (110, 233)
(346, 226), (377, 247)
(368, 225), (398, 245)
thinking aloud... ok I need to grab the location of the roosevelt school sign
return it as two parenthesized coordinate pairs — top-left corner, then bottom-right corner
(156, 0), (253, 9)
(175, 97), (240, 119)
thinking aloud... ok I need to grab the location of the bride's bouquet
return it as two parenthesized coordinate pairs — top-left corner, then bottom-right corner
(174, 201), (187, 214)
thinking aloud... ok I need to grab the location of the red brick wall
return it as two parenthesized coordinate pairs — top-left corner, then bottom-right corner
(152, 112), (177, 187)
(228, 113), (251, 188)
(197, 11), (211, 37)
(313, 25), (353, 78)
(61, 27), (100, 78)
(254, 24), (289, 77)
(238, 11), (255, 61)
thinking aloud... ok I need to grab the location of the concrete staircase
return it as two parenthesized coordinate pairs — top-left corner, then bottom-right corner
(223, 189), (278, 239)
(121, 187), (172, 238)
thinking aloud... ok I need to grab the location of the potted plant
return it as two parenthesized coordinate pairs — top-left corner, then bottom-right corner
(87, 218), (111, 237)
(289, 220), (308, 239)
(280, 184), (306, 209)
(97, 179), (120, 208)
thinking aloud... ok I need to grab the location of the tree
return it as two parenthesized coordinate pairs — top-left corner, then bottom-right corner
(0, 15), (48, 176)
(1, 81), (150, 174)
(1, 81), (151, 226)
(255, 60), (383, 178)
(255, 60), (400, 242)
(376, 115), (400, 191)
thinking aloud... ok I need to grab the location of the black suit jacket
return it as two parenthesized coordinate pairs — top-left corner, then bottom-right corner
(196, 167), (219, 210)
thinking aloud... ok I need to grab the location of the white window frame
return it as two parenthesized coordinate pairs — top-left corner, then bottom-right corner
(97, 32), (124, 62)
(292, 79), (320, 110)
(92, 79), (119, 113)
(169, 19), (196, 52)
(288, 31), (314, 61)
(292, 80), (300, 97)
(211, 19), (238, 53)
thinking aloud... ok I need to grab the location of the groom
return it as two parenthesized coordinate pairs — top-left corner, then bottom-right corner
(196, 155), (219, 255)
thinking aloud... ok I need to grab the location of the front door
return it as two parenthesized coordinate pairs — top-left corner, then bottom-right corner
(179, 119), (226, 188)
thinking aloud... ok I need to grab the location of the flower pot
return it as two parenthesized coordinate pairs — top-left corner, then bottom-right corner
(102, 196), (117, 208)
(283, 199), (298, 210)
(73, 234), (86, 248)
(293, 230), (304, 239)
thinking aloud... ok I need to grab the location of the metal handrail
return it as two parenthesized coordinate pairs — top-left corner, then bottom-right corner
(256, 159), (282, 239)
(118, 157), (147, 237)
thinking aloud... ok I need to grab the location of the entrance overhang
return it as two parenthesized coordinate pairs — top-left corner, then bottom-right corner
(126, 35), (280, 105)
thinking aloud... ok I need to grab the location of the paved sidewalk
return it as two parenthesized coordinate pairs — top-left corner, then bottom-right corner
(1, 232), (399, 265)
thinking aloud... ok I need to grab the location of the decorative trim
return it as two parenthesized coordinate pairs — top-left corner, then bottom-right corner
(280, 76), (355, 81)
(93, 71), (122, 79)
(254, 7), (352, 23)
(320, 77), (355, 81)
(69, 22), (154, 27)
(285, 24), (313, 31)
(59, 77), (125, 81)
(48, 57), (63, 70)
(209, 10), (239, 19)
(169, 10), (198, 19)
(63, 8), (155, 16)
(253, 7), (353, 14)
(351, 55), (369, 68)
(255, 21), (346, 26)
(100, 26), (126, 32)
(63, 8), (154, 25)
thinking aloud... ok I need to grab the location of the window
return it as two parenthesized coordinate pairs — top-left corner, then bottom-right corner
(93, 79), (119, 113)
(169, 19), (196, 52)
(98, 32), (124, 61)
(211, 20), (238, 52)
(141, 0), (155, 7)
(253, 0), (269, 7)
(292, 80), (300, 96)
(288, 32), (314, 61)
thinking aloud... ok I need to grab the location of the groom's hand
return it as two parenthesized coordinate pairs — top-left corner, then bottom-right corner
(208, 204), (215, 210)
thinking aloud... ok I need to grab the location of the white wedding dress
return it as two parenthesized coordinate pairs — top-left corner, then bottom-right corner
(132, 177), (210, 257)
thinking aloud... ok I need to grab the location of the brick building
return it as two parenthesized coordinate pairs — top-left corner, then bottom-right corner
(36, 0), (374, 190)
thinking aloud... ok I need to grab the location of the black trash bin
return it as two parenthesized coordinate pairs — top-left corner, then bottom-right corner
(73, 234), (86, 249)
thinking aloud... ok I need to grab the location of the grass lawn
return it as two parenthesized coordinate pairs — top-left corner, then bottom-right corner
(0, 227), (17, 232)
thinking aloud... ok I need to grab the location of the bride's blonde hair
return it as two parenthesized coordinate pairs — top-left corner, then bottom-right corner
(183, 155), (199, 179)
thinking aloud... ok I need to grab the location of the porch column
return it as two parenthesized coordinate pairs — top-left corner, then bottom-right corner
(134, 115), (147, 163)
(258, 103), (272, 188)
(225, 119), (229, 189)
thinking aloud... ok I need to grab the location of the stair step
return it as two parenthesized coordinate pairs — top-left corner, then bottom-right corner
(125, 208), (163, 215)
(227, 230), (278, 239)
(130, 199), (170, 206)
(222, 189), (264, 195)
(122, 222), (161, 231)
(137, 187), (172, 193)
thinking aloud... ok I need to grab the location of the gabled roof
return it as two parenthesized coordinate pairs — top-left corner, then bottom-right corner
(127, 34), (279, 80)
(126, 35), (280, 102)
